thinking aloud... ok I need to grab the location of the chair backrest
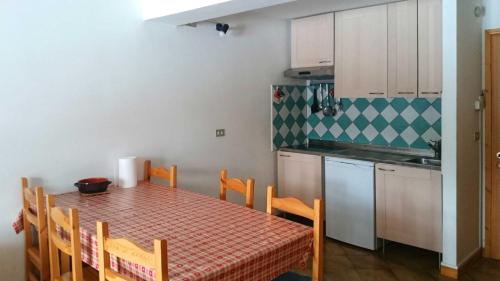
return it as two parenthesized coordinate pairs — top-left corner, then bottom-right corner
(144, 160), (177, 188)
(22, 177), (50, 281)
(266, 186), (324, 281)
(46, 194), (83, 281)
(219, 169), (255, 209)
(96, 221), (169, 281)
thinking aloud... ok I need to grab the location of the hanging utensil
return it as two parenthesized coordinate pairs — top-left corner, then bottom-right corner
(330, 86), (338, 116)
(311, 87), (321, 113)
(323, 84), (335, 116)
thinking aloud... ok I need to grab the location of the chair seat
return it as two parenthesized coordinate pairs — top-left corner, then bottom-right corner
(273, 272), (312, 281)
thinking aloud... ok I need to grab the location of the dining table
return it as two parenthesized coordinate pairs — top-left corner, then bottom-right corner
(13, 182), (314, 281)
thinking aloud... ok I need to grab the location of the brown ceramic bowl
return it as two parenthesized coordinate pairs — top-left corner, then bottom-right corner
(74, 178), (111, 194)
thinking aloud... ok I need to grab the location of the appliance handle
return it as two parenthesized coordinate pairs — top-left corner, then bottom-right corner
(377, 167), (396, 172)
(327, 160), (373, 169)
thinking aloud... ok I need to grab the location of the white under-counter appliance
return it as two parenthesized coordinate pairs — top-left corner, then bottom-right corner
(325, 157), (376, 250)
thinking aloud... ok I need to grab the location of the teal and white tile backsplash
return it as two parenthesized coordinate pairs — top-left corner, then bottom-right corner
(272, 85), (441, 150)
(272, 85), (308, 150)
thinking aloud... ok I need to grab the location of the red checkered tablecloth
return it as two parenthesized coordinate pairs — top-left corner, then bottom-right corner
(14, 183), (313, 281)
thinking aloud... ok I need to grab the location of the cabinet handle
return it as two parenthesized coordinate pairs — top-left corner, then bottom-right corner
(397, 91), (415, 95)
(319, 60), (332, 64)
(279, 155), (291, 158)
(421, 91), (441, 95)
(378, 168), (395, 172)
(369, 92), (385, 95)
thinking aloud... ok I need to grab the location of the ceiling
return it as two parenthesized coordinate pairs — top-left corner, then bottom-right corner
(145, 0), (403, 25)
(143, 0), (296, 25)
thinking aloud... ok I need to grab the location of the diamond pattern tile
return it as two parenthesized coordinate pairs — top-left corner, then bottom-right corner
(272, 84), (442, 150)
(271, 85), (308, 150)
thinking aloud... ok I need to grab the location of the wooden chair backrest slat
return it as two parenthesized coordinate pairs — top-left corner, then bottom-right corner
(97, 221), (169, 281)
(105, 238), (156, 268)
(219, 169), (255, 209)
(24, 212), (39, 227)
(266, 186), (324, 281)
(46, 194), (83, 281)
(23, 188), (37, 206)
(144, 160), (177, 188)
(270, 197), (315, 220)
(48, 232), (72, 256)
(49, 207), (72, 232)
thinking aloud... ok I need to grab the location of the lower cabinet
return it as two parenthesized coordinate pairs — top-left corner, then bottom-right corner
(376, 163), (442, 252)
(277, 151), (322, 207)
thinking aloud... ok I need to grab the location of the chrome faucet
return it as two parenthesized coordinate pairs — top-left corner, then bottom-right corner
(428, 140), (442, 159)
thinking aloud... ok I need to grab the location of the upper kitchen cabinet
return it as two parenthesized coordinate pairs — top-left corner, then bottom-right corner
(418, 0), (443, 97)
(291, 13), (334, 69)
(388, 0), (418, 98)
(335, 5), (388, 98)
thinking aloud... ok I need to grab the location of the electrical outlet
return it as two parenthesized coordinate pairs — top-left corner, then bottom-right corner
(216, 129), (225, 137)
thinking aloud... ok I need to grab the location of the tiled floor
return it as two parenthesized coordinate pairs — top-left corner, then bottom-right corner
(297, 239), (500, 281)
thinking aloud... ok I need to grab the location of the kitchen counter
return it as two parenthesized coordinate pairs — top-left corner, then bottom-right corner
(279, 141), (441, 171)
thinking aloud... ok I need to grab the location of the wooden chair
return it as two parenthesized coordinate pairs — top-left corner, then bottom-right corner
(219, 169), (255, 209)
(266, 186), (324, 281)
(144, 160), (177, 188)
(96, 221), (169, 281)
(46, 195), (97, 281)
(22, 177), (50, 281)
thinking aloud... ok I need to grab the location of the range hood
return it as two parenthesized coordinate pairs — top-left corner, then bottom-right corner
(284, 66), (334, 80)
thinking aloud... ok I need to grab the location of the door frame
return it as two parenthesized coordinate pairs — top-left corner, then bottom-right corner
(484, 28), (500, 258)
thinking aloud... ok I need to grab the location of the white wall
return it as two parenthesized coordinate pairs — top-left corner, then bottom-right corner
(483, 0), (500, 30)
(456, 0), (482, 265)
(442, 0), (482, 269)
(0, 1), (290, 279)
(442, 0), (458, 268)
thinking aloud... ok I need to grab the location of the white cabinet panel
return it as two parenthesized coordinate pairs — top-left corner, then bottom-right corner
(418, 0), (443, 97)
(388, 0), (418, 98)
(291, 13), (334, 68)
(277, 151), (322, 207)
(376, 164), (442, 252)
(335, 5), (387, 98)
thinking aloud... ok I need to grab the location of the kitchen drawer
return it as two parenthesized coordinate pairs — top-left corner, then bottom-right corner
(376, 163), (431, 179)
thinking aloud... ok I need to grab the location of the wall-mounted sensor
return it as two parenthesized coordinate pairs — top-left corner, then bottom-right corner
(216, 23), (230, 37)
(474, 6), (485, 17)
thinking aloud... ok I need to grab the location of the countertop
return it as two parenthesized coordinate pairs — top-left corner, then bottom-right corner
(279, 141), (441, 171)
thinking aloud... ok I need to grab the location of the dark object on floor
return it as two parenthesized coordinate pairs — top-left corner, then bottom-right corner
(274, 272), (311, 281)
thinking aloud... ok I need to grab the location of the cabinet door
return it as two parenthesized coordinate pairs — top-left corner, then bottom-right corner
(418, 0), (442, 97)
(388, 0), (418, 98)
(376, 164), (442, 252)
(277, 151), (322, 207)
(335, 5), (387, 98)
(291, 13), (334, 68)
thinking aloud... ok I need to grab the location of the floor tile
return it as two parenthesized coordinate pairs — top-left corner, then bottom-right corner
(324, 269), (361, 281)
(348, 254), (390, 270)
(356, 269), (399, 281)
(320, 239), (500, 281)
(391, 268), (437, 281)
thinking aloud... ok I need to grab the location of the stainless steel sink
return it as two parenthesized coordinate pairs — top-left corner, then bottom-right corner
(407, 158), (441, 166)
